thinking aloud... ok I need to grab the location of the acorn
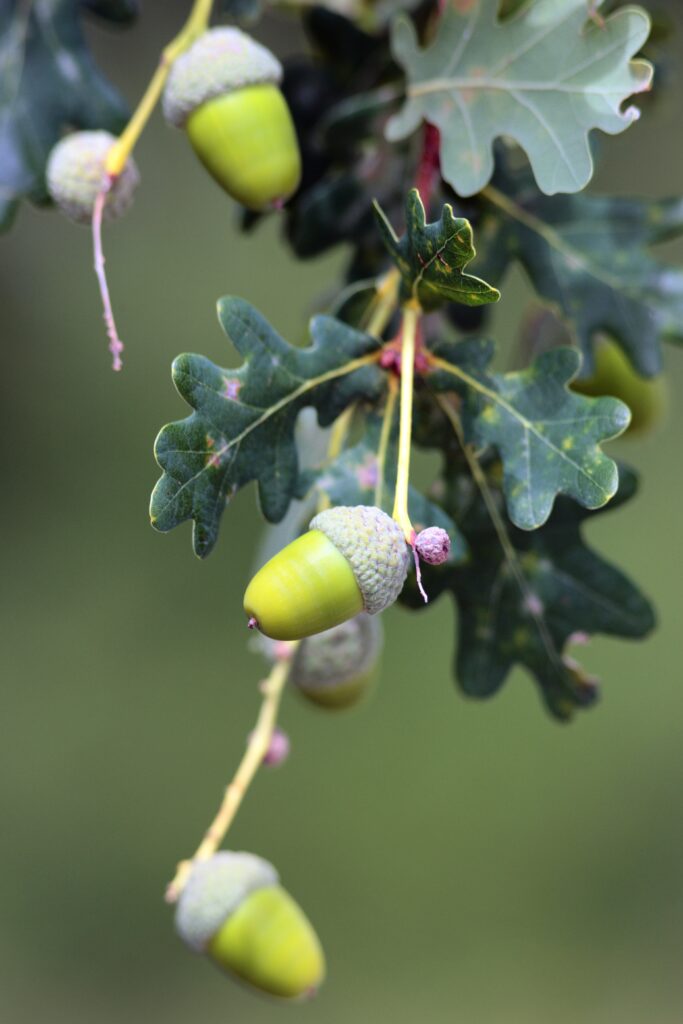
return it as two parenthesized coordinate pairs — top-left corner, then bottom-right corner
(162, 28), (301, 211)
(175, 851), (325, 999)
(46, 130), (139, 224)
(571, 337), (666, 435)
(244, 505), (410, 641)
(290, 613), (383, 710)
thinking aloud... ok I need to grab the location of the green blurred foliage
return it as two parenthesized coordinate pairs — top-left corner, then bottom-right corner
(0, 4), (682, 1023)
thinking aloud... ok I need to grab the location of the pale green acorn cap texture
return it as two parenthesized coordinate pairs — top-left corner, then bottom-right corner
(175, 852), (279, 953)
(309, 506), (409, 615)
(163, 28), (283, 128)
(291, 613), (383, 690)
(46, 131), (139, 224)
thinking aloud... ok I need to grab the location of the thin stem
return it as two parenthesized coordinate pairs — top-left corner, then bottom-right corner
(374, 376), (398, 510)
(165, 650), (294, 904)
(105, 0), (214, 177)
(435, 395), (562, 669)
(92, 188), (124, 371)
(364, 269), (400, 339)
(392, 304), (419, 541)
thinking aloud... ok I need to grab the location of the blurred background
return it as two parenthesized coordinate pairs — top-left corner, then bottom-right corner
(1, 3), (682, 1022)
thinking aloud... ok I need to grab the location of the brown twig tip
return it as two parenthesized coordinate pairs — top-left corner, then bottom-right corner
(247, 616), (258, 630)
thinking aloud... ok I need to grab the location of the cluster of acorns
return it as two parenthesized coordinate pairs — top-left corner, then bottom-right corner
(46, 27), (302, 221)
(173, 506), (450, 998)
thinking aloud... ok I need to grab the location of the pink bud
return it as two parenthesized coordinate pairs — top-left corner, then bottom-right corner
(248, 726), (290, 767)
(415, 527), (451, 565)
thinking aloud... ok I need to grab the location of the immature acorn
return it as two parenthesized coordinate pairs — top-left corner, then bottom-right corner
(175, 851), (325, 999)
(46, 130), (139, 225)
(290, 613), (383, 710)
(162, 28), (301, 211)
(571, 337), (666, 435)
(244, 505), (410, 641)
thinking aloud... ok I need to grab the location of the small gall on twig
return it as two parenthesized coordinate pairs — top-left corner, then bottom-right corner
(248, 726), (290, 767)
(412, 526), (451, 603)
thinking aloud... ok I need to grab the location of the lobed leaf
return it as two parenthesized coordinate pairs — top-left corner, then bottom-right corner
(401, 461), (655, 721)
(374, 189), (500, 310)
(477, 158), (683, 376)
(428, 340), (630, 530)
(387, 0), (652, 197)
(150, 299), (385, 557)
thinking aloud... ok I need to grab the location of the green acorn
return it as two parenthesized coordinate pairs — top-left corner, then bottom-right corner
(290, 613), (383, 710)
(162, 28), (301, 211)
(46, 130), (139, 224)
(175, 851), (325, 999)
(244, 505), (409, 641)
(571, 337), (666, 435)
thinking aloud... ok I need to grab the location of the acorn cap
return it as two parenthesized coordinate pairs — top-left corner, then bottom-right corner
(175, 851), (278, 953)
(309, 506), (409, 615)
(291, 613), (382, 691)
(46, 131), (139, 225)
(163, 28), (283, 128)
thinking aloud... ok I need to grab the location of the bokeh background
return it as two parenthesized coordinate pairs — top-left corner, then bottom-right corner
(2, 3), (682, 1022)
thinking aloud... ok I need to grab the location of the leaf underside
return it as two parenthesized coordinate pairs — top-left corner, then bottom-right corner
(387, 0), (652, 197)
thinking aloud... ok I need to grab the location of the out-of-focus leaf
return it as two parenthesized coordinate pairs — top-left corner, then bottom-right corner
(428, 339), (630, 530)
(220, 0), (262, 21)
(374, 189), (500, 310)
(0, 0), (133, 228)
(299, 412), (467, 561)
(476, 158), (683, 376)
(401, 460), (655, 720)
(150, 299), (385, 557)
(387, 0), (652, 197)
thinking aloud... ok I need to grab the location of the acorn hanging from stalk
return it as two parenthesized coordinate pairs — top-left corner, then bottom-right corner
(290, 613), (383, 710)
(175, 851), (325, 999)
(46, 130), (139, 225)
(244, 505), (410, 641)
(162, 27), (301, 211)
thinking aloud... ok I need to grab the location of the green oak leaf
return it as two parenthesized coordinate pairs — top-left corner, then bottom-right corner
(0, 0), (134, 228)
(477, 159), (683, 377)
(298, 413), (467, 563)
(374, 189), (500, 310)
(386, 0), (652, 197)
(150, 298), (385, 558)
(428, 340), (630, 530)
(401, 462), (655, 721)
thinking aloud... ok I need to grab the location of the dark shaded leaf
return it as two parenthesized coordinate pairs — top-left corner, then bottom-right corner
(401, 461), (655, 720)
(151, 299), (385, 557)
(477, 158), (683, 376)
(374, 189), (500, 310)
(0, 0), (133, 227)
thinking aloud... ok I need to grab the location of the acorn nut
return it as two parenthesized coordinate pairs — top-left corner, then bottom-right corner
(175, 851), (325, 999)
(243, 505), (410, 641)
(290, 613), (383, 710)
(163, 28), (301, 211)
(46, 130), (139, 225)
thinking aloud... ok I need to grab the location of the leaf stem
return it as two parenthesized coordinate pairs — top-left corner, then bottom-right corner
(392, 304), (420, 541)
(165, 648), (294, 904)
(364, 268), (400, 339)
(435, 395), (562, 669)
(105, 0), (214, 177)
(375, 376), (399, 510)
